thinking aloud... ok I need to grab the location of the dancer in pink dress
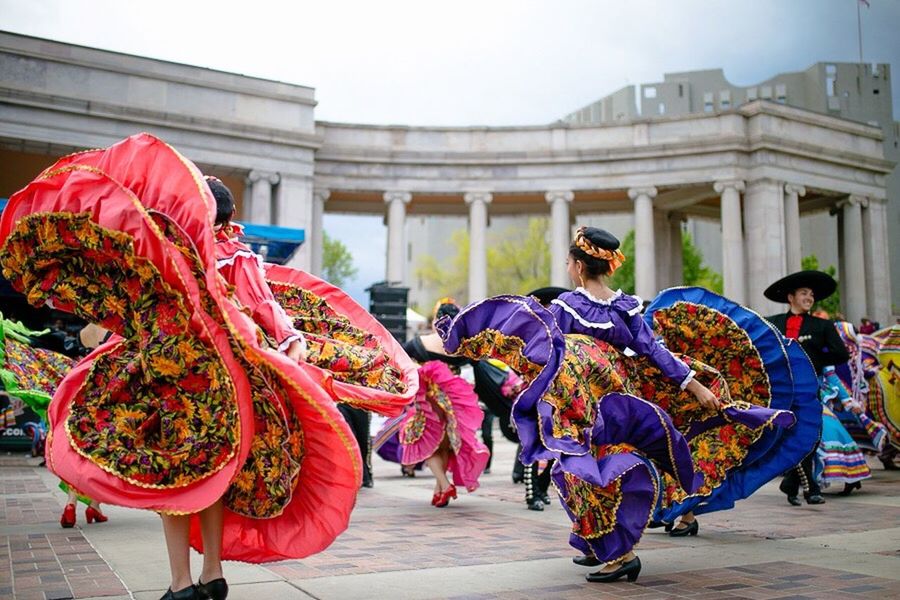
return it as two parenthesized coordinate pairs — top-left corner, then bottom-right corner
(397, 299), (490, 506)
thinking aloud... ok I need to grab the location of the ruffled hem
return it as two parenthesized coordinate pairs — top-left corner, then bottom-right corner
(2, 133), (362, 563)
(264, 264), (418, 417)
(553, 451), (657, 564)
(644, 287), (819, 519)
(867, 326), (900, 451)
(398, 361), (488, 491)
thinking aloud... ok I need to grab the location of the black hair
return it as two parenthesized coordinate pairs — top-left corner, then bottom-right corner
(569, 227), (620, 278)
(206, 177), (235, 225)
(434, 302), (460, 321)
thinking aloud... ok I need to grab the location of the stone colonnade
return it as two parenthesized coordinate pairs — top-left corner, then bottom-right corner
(4, 33), (890, 323)
(243, 170), (315, 270)
(350, 182), (890, 323)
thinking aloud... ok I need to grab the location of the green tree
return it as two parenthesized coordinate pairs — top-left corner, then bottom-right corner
(321, 231), (358, 288)
(801, 254), (842, 317)
(414, 218), (552, 307)
(486, 217), (551, 295)
(608, 230), (722, 295)
(607, 230), (636, 294)
(682, 232), (723, 293)
(414, 229), (470, 306)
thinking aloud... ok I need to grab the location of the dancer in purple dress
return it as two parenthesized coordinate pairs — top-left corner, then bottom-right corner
(436, 227), (815, 583)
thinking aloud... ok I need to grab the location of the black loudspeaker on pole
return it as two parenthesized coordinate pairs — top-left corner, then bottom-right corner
(366, 281), (409, 342)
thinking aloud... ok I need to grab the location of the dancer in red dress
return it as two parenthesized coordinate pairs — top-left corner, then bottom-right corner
(0, 134), (417, 600)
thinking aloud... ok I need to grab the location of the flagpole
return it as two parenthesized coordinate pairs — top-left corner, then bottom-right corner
(857, 0), (863, 64)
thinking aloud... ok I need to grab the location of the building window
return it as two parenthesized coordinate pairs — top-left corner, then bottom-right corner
(720, 90), (731, 109)
(760, 85), (772, 99)
(775, 84), (787, 103)
(658, 102), (666, 114)
(644, 86), (657, 99)
(826, 64), (837, 97)
(747, 87), (758, 101)
(678, 84), (684, 97)
(703, 92), (714, 112)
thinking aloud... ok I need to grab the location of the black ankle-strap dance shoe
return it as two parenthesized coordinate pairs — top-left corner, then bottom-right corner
(837, 481), (861, 496)
(197, 577), (228, 600)
(160, 585), (200, 600)
(586, 556), (641, 583)
(572, 554), (602, 567)
(668, 519), (699, 537)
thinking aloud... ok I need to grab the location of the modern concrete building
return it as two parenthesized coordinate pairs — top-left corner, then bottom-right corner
(566, 62), (899, 318)
(0, 32), (894, 325)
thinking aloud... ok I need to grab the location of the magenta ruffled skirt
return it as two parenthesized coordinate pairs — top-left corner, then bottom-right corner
(398, 361), (489, 491)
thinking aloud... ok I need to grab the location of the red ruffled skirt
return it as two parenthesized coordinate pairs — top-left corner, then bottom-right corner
(0, 133), (417, 563)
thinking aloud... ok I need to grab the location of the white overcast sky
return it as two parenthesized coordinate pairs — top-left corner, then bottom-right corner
(2, 0), (899, 304)
(2, 0), (899, 125)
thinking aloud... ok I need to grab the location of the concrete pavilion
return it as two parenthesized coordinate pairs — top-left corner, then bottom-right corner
(0, 31), (893, 322)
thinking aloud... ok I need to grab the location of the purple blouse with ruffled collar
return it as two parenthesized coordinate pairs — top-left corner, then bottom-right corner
(549, 287), (695, 389)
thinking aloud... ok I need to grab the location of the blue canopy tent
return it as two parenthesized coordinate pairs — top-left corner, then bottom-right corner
(235, 222), (305, 266)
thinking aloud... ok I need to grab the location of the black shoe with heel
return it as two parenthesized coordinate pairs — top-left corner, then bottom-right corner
(647, 520), (674, 532)
(198, 578), (228, 600)
(586, 556), (641, 583)
(573, 554), (602, 567)
(837, 481), (861, 496)
(160, 585), (200, 600)
(668, 519), (699, 537)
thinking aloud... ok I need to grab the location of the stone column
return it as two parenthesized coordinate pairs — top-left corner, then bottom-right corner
(743, 179), (786, 315)
(783, 183), (806, 273)
(653, 208), (672, 289)
(837, 209), (847, 304)
(862, 197), (892, 326)
(546, 190), (574, 288)
(715, 180), (747, 304)
(841, 195), (868, 325)
(669, 213), (684, 287)
(627, 187), (657, 299)
(245, 170), (280, 224)
(275, 174), (313, 270)
(465, 192), (493, 302)
(310, 188), (330, 277)
(384, 191), (412, 284)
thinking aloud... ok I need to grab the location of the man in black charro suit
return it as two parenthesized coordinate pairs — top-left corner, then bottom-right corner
(765, 270), (850, 506)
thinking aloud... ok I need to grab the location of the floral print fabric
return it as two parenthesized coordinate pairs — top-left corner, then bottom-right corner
(268, 281), (406, 395)
(3, 212), (240, 489)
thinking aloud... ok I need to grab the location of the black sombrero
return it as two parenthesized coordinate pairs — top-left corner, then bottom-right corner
(528, 286), (570, 305)
(763, 270), (837, 303)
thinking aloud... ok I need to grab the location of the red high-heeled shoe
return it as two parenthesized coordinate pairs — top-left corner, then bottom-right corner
(431, 492), (440, 506)
(434, 484), (457, 508)
(60, 503), (76, 528)
(85, 505), (108, 524)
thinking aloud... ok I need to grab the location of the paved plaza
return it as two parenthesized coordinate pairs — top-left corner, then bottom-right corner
(2, 435), (899, 600)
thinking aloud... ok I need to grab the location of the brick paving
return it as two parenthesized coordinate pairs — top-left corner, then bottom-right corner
(1, 441), (899, 599)
(0, 456), (128, 600)
(444, 563), (900, 600)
